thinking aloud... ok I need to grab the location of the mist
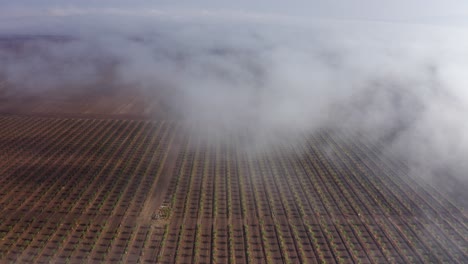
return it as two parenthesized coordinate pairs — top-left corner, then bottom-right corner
(1, 12), (468, 191)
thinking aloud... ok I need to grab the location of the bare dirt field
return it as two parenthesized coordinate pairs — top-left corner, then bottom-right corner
(0, 85), (170, 120)
(0, 104), (466, 263)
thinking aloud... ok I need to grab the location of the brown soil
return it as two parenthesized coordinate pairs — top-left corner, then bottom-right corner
(0, 93), (466, 263)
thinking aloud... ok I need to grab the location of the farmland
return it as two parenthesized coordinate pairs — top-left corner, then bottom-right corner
(0, 112), (466, 263)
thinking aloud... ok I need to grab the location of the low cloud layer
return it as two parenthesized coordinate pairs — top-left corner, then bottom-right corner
(1, 12), (468, 189)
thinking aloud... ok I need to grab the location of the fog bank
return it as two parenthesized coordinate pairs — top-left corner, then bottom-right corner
(1, 13), (468, 188)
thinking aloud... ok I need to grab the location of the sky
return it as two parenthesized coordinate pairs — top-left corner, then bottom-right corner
(1, 0), (468, 25)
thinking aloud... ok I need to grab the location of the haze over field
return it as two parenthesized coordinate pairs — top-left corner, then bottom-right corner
(1, 1), (468, 189)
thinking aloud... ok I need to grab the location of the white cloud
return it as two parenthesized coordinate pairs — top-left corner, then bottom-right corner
(1, 0), (468, 189)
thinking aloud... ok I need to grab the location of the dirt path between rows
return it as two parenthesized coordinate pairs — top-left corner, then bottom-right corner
(138, 129), (182, 226)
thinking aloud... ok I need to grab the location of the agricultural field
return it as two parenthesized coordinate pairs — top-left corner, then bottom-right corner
(0, 113), (466, 263)
(0, 86), (171, 119)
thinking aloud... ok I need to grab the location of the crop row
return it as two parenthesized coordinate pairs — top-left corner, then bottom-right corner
(0, 116), (176, 262)
(1, 115), (466, 263)
(155, 129), (468, 263)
